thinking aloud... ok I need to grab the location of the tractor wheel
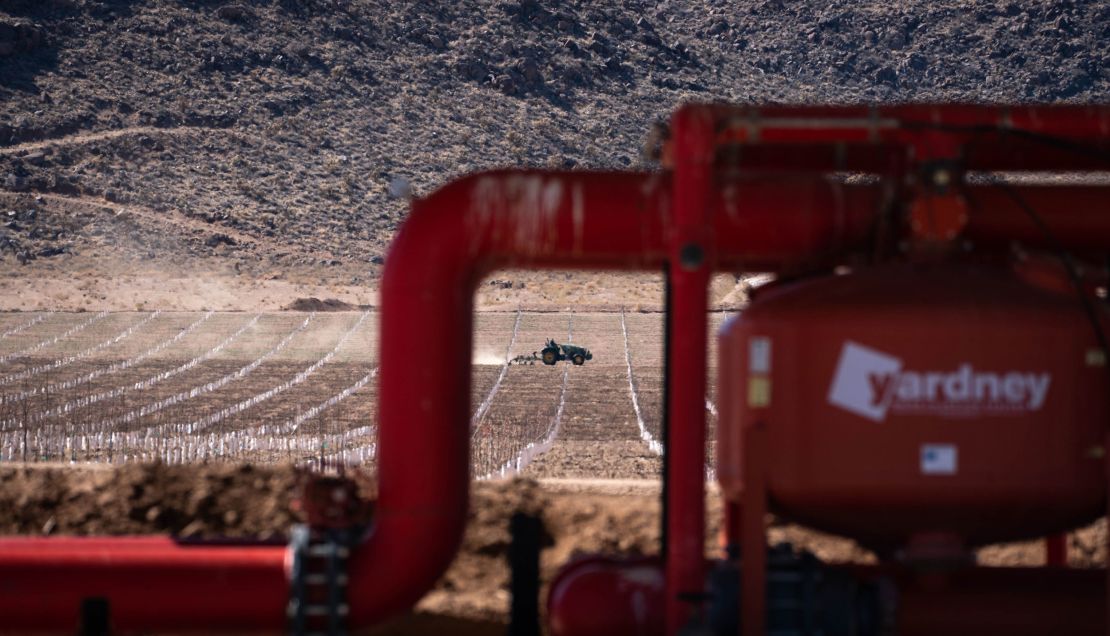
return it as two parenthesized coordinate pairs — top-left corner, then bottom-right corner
(541, 349), (558, 365)
(572, 354), (585, 366)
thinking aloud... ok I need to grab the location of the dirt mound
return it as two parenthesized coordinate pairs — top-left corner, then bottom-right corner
(0, 463), (304, 538)
(0, 464), (1104, 632)
(284, 297), (358, 312)
(0, 464), (664, 630)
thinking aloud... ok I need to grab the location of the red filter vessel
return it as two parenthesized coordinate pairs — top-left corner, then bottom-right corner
(718, 262), (1110, 552)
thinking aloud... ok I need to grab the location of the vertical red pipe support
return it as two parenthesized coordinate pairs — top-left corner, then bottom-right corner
(665, 104), (714, 632)
(1046, 533), (1068, 567)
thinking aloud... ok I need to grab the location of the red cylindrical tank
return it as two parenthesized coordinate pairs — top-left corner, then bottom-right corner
(547, 556), (665, 636)
(718, 262), (1109, 551)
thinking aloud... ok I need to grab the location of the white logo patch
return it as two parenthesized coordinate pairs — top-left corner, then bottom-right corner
(828, 341), (1051, 422)
(920, 444), (958, 475)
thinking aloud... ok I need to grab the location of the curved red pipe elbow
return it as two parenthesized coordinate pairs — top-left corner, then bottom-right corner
(0, 170), (672, 633)
(347, 169), (670, 626)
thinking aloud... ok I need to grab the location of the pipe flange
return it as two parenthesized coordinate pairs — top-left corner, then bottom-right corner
(288, 525), (352, 636)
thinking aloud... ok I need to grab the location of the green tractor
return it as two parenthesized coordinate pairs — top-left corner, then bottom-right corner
(540, 339), (593, 366)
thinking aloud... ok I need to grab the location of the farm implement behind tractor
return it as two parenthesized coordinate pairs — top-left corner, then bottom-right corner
(0, 103), (1108, 635)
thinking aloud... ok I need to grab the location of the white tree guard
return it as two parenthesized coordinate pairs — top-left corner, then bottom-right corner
(621, 308), (663, 455)
(0, 311), (52, 339)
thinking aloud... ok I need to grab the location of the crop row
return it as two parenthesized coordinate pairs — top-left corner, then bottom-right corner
(0, 313), (214, 404)
(0, 311), (51, 339)
(0, 311), (109, 365)
(0, 310), (685, 475)
(472, 313), (572, 478)
(0, 312), (159, 389)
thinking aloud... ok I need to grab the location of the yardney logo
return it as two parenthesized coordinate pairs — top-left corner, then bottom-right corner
(827, 341), (1051, 422)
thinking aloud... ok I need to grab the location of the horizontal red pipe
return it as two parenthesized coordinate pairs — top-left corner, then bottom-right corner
(702, 103), (1110, 172)
(706, 103), (1110, 141)
(548, 556), (664, 636)
(710, 177), (881, 270)
(0, 537), (287, 631)
(964, 185), (1110, 252)
(710, 182), (1110, 268)
(716, 144), (1110, 173)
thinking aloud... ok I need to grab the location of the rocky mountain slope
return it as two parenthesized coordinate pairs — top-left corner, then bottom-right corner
(0, 0), (1107, 308)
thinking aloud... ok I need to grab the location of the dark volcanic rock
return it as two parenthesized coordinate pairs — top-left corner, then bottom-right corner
(204, 233), (237, 248)
(216, 4), (251, 22)
(35, 245), (66, 258)
(0, 0), (1106, 271)
(0, 19), (43, 57)
(284, 297), (356, 312)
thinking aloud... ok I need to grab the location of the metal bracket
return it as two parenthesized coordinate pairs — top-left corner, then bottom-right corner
(288, 525), (353, 636)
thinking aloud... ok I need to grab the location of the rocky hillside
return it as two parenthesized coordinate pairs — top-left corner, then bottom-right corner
(0, 0), (1107, 296)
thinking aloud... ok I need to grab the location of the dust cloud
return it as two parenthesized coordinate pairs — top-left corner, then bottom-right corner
(472, 349), (506, 366)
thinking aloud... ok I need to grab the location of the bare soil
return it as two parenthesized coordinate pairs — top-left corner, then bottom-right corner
(0, 463), (1104, 634)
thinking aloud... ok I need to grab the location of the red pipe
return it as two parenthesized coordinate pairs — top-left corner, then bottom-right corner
(963, 186), (1110, 252)
(0, 537), (288, 631)
(665, 105), (715, 631)
(710, 176), (882, 270)
(547, 556), (665, 636)
(1046, 533), (1069, 566)
(709, 183), (1110, 269)
(710, 104), (1110, 172)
